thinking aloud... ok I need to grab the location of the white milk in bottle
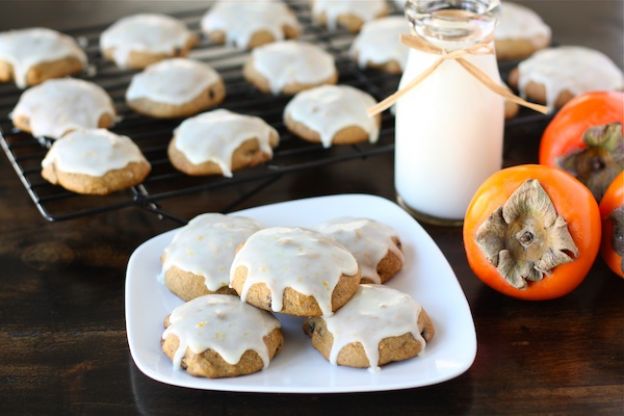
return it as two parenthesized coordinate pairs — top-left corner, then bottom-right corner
(395, 0), (504, 224)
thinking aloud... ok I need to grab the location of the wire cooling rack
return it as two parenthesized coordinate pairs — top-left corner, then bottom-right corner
(0, 2), (550, 223)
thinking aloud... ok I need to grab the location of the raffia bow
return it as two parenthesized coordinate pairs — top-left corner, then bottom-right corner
(368, 33), (549, 116)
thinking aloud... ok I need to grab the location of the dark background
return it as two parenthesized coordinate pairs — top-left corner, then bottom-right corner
(0, 1), (623, 415)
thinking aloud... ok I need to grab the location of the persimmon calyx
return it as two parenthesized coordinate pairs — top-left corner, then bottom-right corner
(558, 122), (624, 200)
(611, 205), (624, 272)
(476, 179), (579, 289)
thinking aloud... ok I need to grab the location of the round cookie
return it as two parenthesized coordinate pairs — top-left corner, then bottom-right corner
(162, 294), (283, 379)
(168, 109), (279, 177)
(201, 0), (300, 50)
(304, 284), (435, 370)
(316, 218), (404, 284)
(41, 129), (150, 195)
(350, 16), (409, 74)
(243, 41), (337, 95)
(230, 227), (361, 317)
(11, 78), (116, 139)
(161, 214), (262, 301)
(284, 85), (380, 148)
(126, 58), (225, 119)
(508, 46), (624, 110)
(495, 2), (551, 61)
(100, 14), (197, 69)
(312, 0), (388, 33)
(0, 27), (87, 88)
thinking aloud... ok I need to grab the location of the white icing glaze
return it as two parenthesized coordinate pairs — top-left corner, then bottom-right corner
(173, 109), (278, 177)
(201, 0), (300, 49)
(250, 41), (336, 95)
(230, 227), (359, 316)
(323, 284), (427, 371)
(163, 294), (281, 370)
(517, 46), (624, 109)
(41, 128), (147, 176)
(350, 16), (410, 71)
(100, 14), (194, 68)
(0, 27), (87, 89)
(495, 2), (551, 41)
(11, 78), (115, 139)
(312, 0), (386, 30)
(284, 85), (379, 148)
(316, 218), (403, 284)
(126, 58), (222, 105)
(162, 214), (262, 291)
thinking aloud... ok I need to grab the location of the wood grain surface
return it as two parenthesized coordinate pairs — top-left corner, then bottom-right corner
(0, 1), (622, 415)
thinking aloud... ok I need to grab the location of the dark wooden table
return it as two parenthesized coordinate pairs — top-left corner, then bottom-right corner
(1, 1), (623, 415)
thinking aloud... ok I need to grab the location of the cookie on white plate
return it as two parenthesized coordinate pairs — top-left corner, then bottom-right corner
(100, 14), (198, 69)
(126, 58), (225, 119)
(201, 0), (300, 49)
(168, 109), (279, 177)
(11, 78), (116, 139)
(0, 27), (87, 88)
(351, 16), (410, 74)
(284, 85), (380, 148)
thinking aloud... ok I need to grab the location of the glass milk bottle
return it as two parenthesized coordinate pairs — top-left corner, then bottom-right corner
(395, 0), (504, 225)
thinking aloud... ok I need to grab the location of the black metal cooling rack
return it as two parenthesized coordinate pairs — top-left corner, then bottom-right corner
(0, 2), (550, 223)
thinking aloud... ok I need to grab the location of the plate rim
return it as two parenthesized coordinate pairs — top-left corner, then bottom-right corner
(125, 193), (477, 393)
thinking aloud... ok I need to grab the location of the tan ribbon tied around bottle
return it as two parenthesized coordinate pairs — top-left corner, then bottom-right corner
(367, 33), (549, 116)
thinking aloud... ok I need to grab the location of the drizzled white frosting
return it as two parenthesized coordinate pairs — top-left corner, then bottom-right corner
(201, 0), (300, 49)
(250, 41), (336, 95)
(126, 58), (222, 105)
(517, 46), (624, 109)
(41, 129), (147, 176)
(0, 27), (87, 89)
(163, 294), (281, 370)
(351, 16), (410, 71)
(316, 218), (403, 284)
(322, 284), (427, 371)
(495, 2), (551, 41)
(312, 0), (386, 30)
(100, 14), (194, 68)
(230, 227), (359, 316)
(11, 78), (115, 139)
(173, 109), (278, 177)
(284, 85), (379, 148)
(162, 214), (262, 291)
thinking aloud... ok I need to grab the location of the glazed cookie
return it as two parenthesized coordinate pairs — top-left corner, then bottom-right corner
(316, 218), (404, 284)
(0, 27), (87, 88)
(508, 46), (624, 110)
(168, 109), (278, 177)
(201, 0), (300, 49)
(244, 41), (337, 95)
(162, 294), (283, 379)
(304, 284), (435, 370)
(41, 129), (150, 195)
(11, 78), (116, 139)
(161, 214), (262, 301)
(495, 2), (551, 61)
(350, 16), (410, 73)
(100, 14), (197, 69)
(312, 0), (387, 33)
(126, 58), (225, 119)
(230, 227), (361, 317)
(284, 85), (380, 148)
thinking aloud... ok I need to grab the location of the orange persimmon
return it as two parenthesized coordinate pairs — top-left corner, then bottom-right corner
(599, 171), (624, 277)
(539, 91), (624, 201)
(464, 165), (601, 300)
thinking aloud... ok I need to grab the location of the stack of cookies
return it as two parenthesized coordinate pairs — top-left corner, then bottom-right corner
(158, 214), (435, 378)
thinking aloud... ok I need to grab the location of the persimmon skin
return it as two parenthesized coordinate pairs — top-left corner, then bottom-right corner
(600, 171), (624, 278)
(539, 91), (624, 168)
(464, 165), (601, 300)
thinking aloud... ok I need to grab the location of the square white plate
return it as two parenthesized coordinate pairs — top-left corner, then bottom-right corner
(126, 194), (476, 393)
